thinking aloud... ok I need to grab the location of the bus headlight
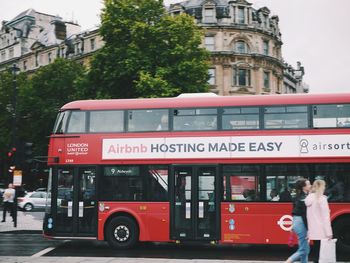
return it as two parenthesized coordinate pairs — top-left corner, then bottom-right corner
(99, 202), (105, 212)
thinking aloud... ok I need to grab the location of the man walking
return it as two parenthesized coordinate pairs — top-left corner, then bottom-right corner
(1, 183), (15, 222)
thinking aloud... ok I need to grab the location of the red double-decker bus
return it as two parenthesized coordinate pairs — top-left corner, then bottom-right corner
(43, 93), (350, 251)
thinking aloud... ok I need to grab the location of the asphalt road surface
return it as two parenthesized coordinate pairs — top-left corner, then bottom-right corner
(0, 233), (350, 261)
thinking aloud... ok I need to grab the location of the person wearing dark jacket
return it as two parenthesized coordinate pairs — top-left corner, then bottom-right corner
(285, 178), (311, 263)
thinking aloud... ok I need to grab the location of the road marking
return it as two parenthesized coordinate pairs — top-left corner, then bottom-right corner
(31, 246), (56, 258)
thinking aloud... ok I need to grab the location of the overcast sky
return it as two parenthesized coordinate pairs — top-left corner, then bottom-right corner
(1, 0), (349, 94)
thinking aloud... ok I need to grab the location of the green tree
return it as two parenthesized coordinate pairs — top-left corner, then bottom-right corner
(89, 0), (210, 98)
(19, 58), (87, 156)
(0, 69), (28, 182)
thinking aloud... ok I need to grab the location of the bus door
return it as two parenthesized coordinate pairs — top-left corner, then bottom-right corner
(171, 165), (220, 241)
(55, 167), (97, 237)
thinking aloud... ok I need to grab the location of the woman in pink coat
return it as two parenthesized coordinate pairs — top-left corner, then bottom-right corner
(305, 179), (333, 263)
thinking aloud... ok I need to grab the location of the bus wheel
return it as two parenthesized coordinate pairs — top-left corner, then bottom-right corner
(105, 216), (139, 249)
(334, 217), (350, 252)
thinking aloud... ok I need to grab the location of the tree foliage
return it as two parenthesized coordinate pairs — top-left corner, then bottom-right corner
(19, 58), (87, 155)
(89, 0), (210, 98)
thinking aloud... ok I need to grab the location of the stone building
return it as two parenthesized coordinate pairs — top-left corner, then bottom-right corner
(0, 1), (308, 94)
(0, 9), (103, 73)
(168, 0), (307, 95)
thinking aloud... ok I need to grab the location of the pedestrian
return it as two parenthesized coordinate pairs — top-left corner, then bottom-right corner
(305, 179), (333, 263)
(1, 183), (16, 222)
(285, 178), (312, 263)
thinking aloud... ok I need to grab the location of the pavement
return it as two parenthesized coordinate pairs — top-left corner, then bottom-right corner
(0, 211), (43, 233)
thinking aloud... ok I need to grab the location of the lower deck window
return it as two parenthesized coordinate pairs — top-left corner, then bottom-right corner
(100, 165), (168, 201)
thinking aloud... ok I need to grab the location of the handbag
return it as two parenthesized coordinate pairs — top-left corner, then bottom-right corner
(287, 231), (298, 247)
(319, 239), (337, 263)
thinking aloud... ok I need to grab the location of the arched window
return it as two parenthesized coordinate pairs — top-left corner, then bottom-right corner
(235, 41), (248, 54)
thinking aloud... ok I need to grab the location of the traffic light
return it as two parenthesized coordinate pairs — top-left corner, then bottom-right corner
(23, 142), (34, 163)
(7, 147), (16, 158)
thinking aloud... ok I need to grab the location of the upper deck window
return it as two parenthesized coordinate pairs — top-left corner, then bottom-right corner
(89, 110), (124, 132)
(222, 107), (259, 130)
(264, 106), (308, 129)
(128, 109), (169, 132)
(67, 111), (86, 133)
(313, 104), (350, 128)
(173, 108), (217, 131)
(53, 111), (69, 134)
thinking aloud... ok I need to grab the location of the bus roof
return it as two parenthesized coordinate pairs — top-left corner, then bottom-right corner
(61, 93), (350, 111)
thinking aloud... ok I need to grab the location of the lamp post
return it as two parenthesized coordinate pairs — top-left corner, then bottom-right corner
(11, 64), (19, 149)
(10, 63), (20, 228)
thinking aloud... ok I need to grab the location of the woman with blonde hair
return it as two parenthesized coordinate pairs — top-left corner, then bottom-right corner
(305, 179), (333, 263)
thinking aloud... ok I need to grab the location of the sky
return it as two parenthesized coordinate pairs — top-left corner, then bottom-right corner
(0, 0), (349, 94)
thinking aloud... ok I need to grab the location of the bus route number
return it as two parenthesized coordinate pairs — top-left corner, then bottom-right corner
(65, 159), (74, 163)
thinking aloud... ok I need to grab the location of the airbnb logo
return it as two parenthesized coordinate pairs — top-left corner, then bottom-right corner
(107, 144), (148, 154)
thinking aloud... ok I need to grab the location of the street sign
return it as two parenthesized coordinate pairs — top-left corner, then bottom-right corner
(13, 170), (22, 186)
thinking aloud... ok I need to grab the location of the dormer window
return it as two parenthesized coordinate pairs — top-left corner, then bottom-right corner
(264, 14), (269, 28)
(204, 8), (215, 23)
(238, 7), (245, 24)
(235, 41), (248, 54)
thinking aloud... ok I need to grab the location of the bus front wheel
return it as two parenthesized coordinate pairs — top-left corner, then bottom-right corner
(334, 217), (350, 253)
(105, 216), (139, 249)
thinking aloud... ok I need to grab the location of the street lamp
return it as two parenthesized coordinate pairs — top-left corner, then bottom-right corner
(9, 64), (20, 176)
(9, 64), (20, 228)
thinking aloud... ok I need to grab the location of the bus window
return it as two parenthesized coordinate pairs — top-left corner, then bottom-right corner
(264, 106), (308, 129)
(313, 104), (350, 128)
(265, 164), (311, 201)
(222, 107), (259, 130)
(66, 111), (86, 133)
(128, 109), (168, 132)
(89, 110), (124, 132)
(222, 165), (260, 201)
(173, 108), (217, 131)
(101, 166), (143, 201)
(53, 111), (69, 134)
(147, 165), (169, 201)
(314, 164), (350, 202)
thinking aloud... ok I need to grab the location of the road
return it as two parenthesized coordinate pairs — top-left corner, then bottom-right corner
(0, 232), (350, 262)
(0, 211), (349, 262)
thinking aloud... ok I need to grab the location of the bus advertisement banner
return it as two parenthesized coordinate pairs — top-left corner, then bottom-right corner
(102, 134), (350, 160)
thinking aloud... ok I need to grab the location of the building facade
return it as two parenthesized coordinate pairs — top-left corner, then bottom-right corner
(169, 0), (307, 95)
(0, 1), (308, 94)
(0, 9), (103, 73)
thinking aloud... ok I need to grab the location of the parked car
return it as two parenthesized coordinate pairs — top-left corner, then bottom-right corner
(35, 188), (47, 192)
(17, 191), (48, 211)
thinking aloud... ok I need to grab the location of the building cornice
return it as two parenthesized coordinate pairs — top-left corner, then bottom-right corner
(201, 24), (282, 45)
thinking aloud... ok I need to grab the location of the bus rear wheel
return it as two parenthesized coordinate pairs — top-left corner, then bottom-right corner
(105, 216), (139, 249)
(334, 217), (350, 253)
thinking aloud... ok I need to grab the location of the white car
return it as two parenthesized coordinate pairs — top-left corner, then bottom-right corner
(17, 191), (48, 211)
